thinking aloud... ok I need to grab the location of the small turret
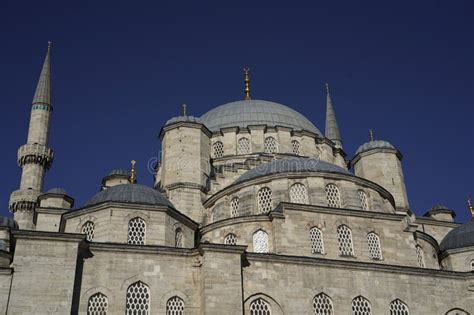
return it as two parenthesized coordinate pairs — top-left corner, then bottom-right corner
(351, 130), (410, 211)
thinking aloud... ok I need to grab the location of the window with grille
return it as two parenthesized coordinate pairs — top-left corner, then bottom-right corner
(337, 225), (354, 256)
(253, 230), (269, 253)
(313, 293), (333, 315)
(237, 137), (251, 155)
(358, 191), (369, 210)
(367, 232), (382, 260)
(389, 299), (409, 315)
(291, 140), (301, 155)
(82, 221), (95, 242)
(128, 217), (146, 245)
(224, 233), (237, 245)
(213, 141), (224, 158)
(471, 260), (474, 271)
(325, 184), (342, 208)
(126, 281), (150, 315)
(249, 298), (271, 315)
(352, 296), (372, 315)
(415, 245), (425, 267)
(264, 137), (279, 153)
(309, 227), (325, 254)
(230, 197), (240, 217)
(446, 309), (469, 315)
(175, 228), (183, 248)
(166, 296), (184, 315)
(290, 183), (309, 204)
(257, 187), (273, 213)
(87, 293), (108, 315)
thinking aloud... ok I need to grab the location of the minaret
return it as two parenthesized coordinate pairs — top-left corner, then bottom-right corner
(9, 42), (55, 229)
(325, 83), (342, 148)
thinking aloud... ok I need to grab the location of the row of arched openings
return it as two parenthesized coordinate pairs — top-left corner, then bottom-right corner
(212, 137), (302, 158)
(81, 218), (184, 248)
(87, 281), (184, 315)
(229, 184), (369, 218)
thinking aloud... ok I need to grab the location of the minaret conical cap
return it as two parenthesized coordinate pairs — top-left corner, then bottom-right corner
(325, 83), (342, 147)
(32, 41), (52, 106)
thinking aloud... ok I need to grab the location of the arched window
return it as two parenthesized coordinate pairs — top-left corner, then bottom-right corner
(446, 309), (469, 315)
(212, 141), (224, 158)
(125, 281), (150, 315)
(289, 183), (308, 204)
(230, 197), (240, 217)
(264, 136), (279, 153)
(224, 233), (237, 245)
(415, 245), (425, 268)
(257, 187), (273, 213)
(367, 232), (382, 260)
(313, 293), (333, 315)
(128, 217), (146, 245)
(470, 260), (474, 271)
(337, 225), (354, 256)
(237, 137), (251, 155)
(389, 299), (409, 315)
(358, 191), (369, 210)
(175, 228), (183, 248)
(166, 296), (184, 315)
(253, 230), (269, 253)
(249, 298), (271, 315)
(309, 227), (324, 254)
(352, 296), (372, 315)
(291, 140), (301, 155)
(325, 184), (342, 208)
(81, 221), (95, 242)
(87, 292), (108, 315)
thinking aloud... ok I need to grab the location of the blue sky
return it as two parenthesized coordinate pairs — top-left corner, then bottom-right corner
(1, 0), (473, 222)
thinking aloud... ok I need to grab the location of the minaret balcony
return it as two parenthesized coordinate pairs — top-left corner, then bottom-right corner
(9, 189), (41, 213)
(17, 143), (54, 168)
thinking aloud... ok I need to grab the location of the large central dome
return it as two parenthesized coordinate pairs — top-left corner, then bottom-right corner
(200, 100), (321, 135)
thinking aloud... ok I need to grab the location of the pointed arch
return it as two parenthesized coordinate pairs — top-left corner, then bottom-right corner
(87, 292), (108, 315)
(313, 292), (334, 314)
(125, 281), (150, 314)
(352, 295), (372, 315)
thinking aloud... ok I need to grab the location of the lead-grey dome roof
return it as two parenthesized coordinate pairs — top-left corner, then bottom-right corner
(108, 169), (130, 176)
(440, 220), (474, 251)
(46, 187), (67, 195)
(85, 184), (174, 208)
(355, 140), (396, 155)
(166, 115), (202, 125)
(200, 100), (321, 135)
(0, 215), (18, 229)
(235, 157), (351, 184)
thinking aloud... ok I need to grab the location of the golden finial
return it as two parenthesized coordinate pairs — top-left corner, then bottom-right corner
(182, 104), (187, 117)
(468, 197), (474, 219)
(129, 160), (137, 184)
(244, 68), (251, 100)
(369, 129), (375, 141)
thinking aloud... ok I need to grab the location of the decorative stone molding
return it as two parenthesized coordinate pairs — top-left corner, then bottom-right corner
(17, 143), (54, 168)
(8, 189), (41, 212)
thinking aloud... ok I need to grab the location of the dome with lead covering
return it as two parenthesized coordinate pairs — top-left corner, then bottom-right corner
(46, 187), (67, 195)
(234, 157), (351, 184)
(85, 184), (174, 208)
(0, 215), (18, 229)
(108, 169), (130, 176)
(355, 140), (396, 155)
(440, 221), (474, 251)
(200, 100), (321, 135)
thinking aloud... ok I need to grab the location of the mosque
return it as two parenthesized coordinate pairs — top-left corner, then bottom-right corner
(0, 43), (473, 314)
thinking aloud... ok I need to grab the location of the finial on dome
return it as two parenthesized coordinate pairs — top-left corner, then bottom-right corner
(468, 197), (474, 219)
(244, 68), (251, 100)
(182, 104), (187, 117)
(129, 160), (137, 184)
(369, 129), (375, 141)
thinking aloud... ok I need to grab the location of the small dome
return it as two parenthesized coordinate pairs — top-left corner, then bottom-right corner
(108, 169), (130, 176)
(235, 157), (351, 185)
(165, 115), (202, 125)
(355, 140), (395, 155)
(440, 220), (474, 251)
(85, 184), (174, 208)
(46, 187), (67, 195)
(200, 100), (321, 135)
(0, 215), (18, 229)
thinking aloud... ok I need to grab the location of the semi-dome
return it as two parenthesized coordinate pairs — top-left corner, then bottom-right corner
(200, 100), (321, 135)
(235, 157), (351, 184)
(440, 220), (474, 251)
(85, 184), (174, 208)
(355, 140), (395, 155)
